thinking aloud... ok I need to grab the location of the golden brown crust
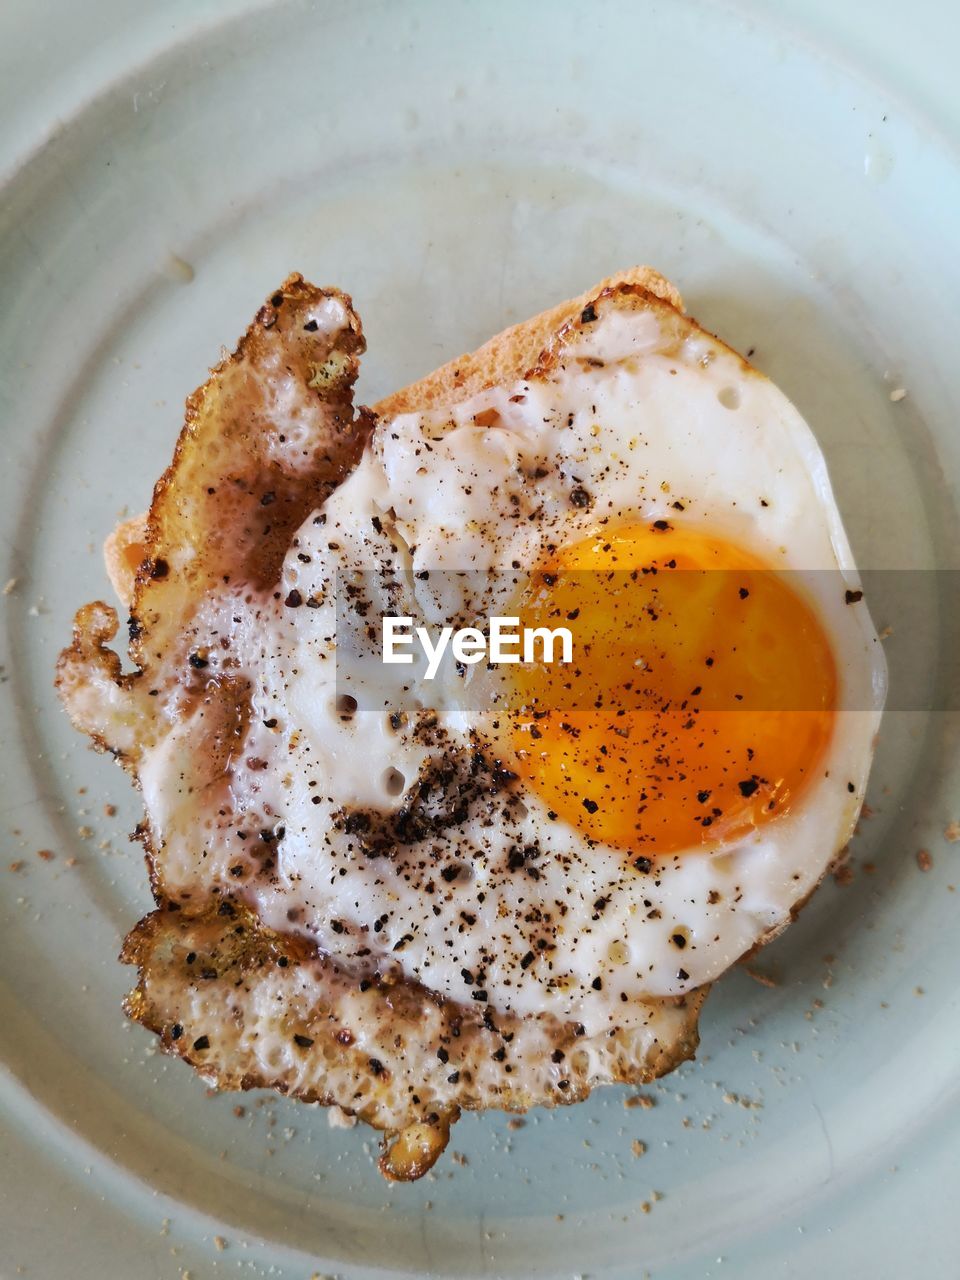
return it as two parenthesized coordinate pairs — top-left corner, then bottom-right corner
(122, 906), (704, 1180)
(129, 275), (368, 671)
(54, 600), (153, 763)
(58, 276), (368, 766)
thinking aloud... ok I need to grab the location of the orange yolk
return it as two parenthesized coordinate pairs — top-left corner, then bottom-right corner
(500, 524), (837, 859)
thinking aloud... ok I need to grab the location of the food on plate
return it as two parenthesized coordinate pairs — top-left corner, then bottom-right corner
(57, 268), (885, 1179)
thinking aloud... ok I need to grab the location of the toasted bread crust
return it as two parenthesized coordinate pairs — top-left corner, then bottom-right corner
(373, 265), (683, 417)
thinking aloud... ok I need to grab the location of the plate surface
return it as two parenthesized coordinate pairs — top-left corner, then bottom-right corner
(1, 2), (959, 1277)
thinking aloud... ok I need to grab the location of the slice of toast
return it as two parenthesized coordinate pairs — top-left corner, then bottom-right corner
(59, 269), (707, 1181)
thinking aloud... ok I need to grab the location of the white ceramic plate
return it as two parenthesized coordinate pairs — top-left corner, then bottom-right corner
(2, 2), (959, 1276)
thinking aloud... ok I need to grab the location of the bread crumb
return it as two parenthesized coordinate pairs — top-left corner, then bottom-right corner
(878, 624), (894, 639)
(721, 1091), (762, 1109)
(916, 849), (933, 872)
(104, 803), (117, 817)
(233, 1105), (246, 1118)
(76, 826), (93, 840)
(624, 1092), (656, 1110)
(164, 253), (196, 284)
(36, 849), (55, 862)
(506, 1117), (525, 1130)
(743, 965), (778, 988)
(66, 856), (79, 868)
(889, 387), (907, 402)
(631, 1139), (647, 1157)
(8, 860), (24, 872)
(213, 1235), (227, 1251)
(833, 861), (855, 887)
(2, 578), (17, 596)
(944, 821), (960, 842)
(450, 1150), (468, 1166)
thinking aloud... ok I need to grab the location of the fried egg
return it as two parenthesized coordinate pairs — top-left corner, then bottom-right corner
(141, 288), (886, 1040)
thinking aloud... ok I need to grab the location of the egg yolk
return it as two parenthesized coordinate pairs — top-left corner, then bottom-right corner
(501, 524), (837, 858)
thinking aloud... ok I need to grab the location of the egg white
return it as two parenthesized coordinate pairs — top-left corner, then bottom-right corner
(149, 306), (885, 1037)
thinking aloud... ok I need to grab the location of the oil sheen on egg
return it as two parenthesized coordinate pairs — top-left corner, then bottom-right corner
(183, 299), (887, 1038)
